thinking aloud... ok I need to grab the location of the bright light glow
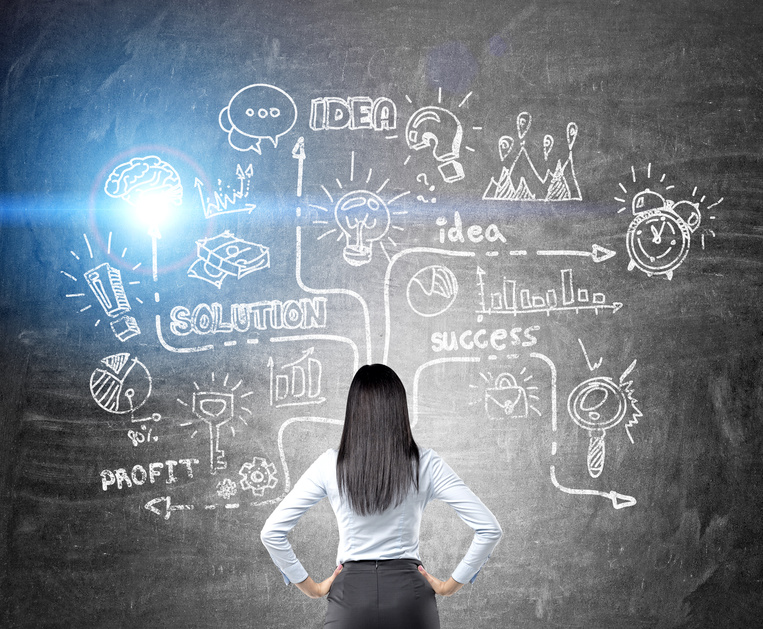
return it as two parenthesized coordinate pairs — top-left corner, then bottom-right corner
(133, 193), (174, 230)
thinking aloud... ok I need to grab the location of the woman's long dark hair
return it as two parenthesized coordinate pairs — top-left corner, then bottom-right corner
(337, 364), (420, 515)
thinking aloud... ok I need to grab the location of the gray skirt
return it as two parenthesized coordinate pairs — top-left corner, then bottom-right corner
(324, 559), (440, 629)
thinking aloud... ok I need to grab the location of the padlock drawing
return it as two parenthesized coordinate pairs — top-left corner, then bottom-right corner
(484, 373), (529, 420)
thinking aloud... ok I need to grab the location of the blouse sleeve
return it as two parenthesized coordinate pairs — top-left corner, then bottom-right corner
(428, 451), (503, 584)
(260, 451), (330, 585)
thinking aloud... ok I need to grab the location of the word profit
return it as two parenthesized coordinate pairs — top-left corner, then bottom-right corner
(100, 458), (199, 491)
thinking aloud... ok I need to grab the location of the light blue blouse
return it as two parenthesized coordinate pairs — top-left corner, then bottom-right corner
(260, 448), (502, 585)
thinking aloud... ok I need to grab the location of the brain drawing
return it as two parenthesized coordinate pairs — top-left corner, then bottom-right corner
(104, 155), (183, 207)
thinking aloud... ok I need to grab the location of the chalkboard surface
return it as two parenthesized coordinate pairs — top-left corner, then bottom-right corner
(1, 1), (761, 627)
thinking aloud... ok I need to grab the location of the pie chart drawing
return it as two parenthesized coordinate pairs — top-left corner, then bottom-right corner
(90, 352), (152, 414)
(406, 265), (459, 317)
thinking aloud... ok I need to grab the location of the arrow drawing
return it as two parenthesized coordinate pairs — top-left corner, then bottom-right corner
(144, 496), (195, 520)
(550, 465), (636, 509)
(292, 137), (305, 197)
(536, 244), (616, 264)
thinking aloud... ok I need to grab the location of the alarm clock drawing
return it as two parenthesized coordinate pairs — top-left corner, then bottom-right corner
(626, 189), (701, 280)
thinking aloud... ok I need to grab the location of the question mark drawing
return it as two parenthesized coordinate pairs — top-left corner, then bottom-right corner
(416, 173), (436, 191)
(406, 106), (465, 183)
(415, 173), (436, 204)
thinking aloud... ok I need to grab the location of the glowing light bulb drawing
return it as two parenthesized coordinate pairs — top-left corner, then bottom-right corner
(311, 151), (409, 265)
(334, 190), (391, 266)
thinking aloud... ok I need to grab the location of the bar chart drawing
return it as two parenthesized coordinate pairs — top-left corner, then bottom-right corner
(475, 266), (622, 316)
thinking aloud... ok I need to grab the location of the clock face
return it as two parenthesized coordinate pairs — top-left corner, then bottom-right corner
(626, 209), (691, 277)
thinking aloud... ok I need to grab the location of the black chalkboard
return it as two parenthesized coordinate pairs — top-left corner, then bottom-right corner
(1, 1), (762, 627)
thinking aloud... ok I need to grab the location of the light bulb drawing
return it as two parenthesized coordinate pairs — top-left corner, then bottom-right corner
(62, 232), (145, 342)
(310, 151), (409, 266)
(334, 190), (390, 266)
(176, 372), (254, 475)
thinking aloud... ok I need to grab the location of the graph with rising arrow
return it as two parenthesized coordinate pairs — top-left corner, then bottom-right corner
(195, 164), (257, 219)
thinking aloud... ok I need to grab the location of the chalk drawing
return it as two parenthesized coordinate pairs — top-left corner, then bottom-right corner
(411, 357), (481, 428)
(103, 457), (199, 493)
(63, 233), (143, 341)
(216, 478), (238, 499)
(292, 137), (305, 197)
(566, 350), (642, 478)
(311, 152), (408, 266)
(615, 166), (721, 279)
(399, 87), (480, 184)
(476, 266), (623, 317)
(194, 164), (256, 219)
(550, 466), (637, 510)
(155, 314), (214, 354)
(176, 372), (254, 475)
(405, 106), (465, 183)
(335, 189), (390, 266)
(483, 114), (581, 201)
(275, 416), (344, 500)
(127, 423), (159, 447)
(296, 218), (373, 365)
(415, 173), (436, 205)
(271, 334), (360, 376)
(309, 96), (396, 131)
(626, 190), (698, 280)
(578, 337), (603, 371)
(219, 84), (297, 154)
(268, 348), (325, 408)
(536, 245), (616, 264)
(187, 230), (270, 288)
(239, 456), (279, 496)
(169, 298), (327, 337)
(144, 496), (196, 520)
(382, 248), (476, 364)
(406, 265), (458, 317)
(90, 353), (152, 415)
(104, 155), (183, 208)
(436, 212), (507, 246)
(145, 417), (343, 518)
(483, 371), (537, 420)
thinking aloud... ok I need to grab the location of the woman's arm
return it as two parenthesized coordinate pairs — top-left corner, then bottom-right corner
(293, 565), (344, 598)
(260, 452), (331, 585)
(417, 566), (464, 597)
(427, 451), (503, 585)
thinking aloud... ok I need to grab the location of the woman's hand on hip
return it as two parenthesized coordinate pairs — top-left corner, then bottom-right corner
(418, 565), (464, 597)
(295, 565), (343, 598)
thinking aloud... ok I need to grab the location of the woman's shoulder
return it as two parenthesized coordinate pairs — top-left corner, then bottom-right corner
(317, 448), (338, 464)
(417, 447), (445, 468)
